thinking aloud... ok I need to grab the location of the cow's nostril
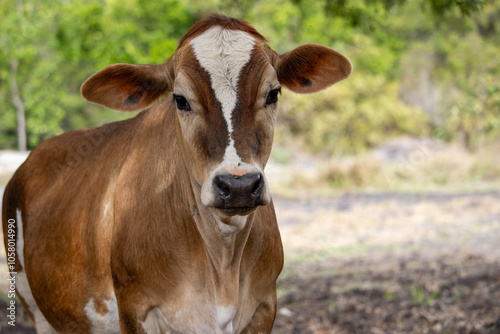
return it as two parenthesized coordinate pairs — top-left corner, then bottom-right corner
(251, 174), (263, 197)
(214, 176), (231, 198)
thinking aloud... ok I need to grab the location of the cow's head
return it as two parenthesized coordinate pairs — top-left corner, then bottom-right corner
(81, 15), (351, 218)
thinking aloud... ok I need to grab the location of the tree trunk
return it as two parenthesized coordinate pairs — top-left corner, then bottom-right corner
(9, 59), (27, 151)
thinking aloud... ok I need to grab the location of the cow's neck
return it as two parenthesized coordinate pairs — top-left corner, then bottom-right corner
(189, 177), (254, 308)
(202, 211), (251, 266)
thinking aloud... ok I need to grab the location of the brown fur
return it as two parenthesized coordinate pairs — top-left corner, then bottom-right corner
(2, 14), (351, 333)
(178, 14), (267, 48)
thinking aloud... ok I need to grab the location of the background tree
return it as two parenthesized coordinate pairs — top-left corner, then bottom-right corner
(0, 0), (496, 153)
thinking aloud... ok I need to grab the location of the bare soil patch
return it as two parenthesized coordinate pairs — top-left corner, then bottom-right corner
(273, 252), (500, 334)
(273, 192), (500, 334)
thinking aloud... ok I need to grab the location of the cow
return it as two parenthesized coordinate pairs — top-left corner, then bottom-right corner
(2, 14), (351, 334)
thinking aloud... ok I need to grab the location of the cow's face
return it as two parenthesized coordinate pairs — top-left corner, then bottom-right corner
(81, 16), (352, 217)
(171, 26), (280, 216)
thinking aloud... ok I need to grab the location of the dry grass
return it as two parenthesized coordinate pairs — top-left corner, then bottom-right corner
(388, 143), (500, 191)
(276, 193), (500, 260)
(269, 142), (500, 196)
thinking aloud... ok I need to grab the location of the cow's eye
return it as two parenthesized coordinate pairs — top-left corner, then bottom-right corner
(265, 88), (281, 105)
(173, 94), (191, 111)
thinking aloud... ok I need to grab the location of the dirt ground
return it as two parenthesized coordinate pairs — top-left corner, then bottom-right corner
(272, 191), (500, 334)
(1, 191), (499, 333)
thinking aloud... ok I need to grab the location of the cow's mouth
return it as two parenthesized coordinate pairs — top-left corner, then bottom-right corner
(218, 206), (259, 216)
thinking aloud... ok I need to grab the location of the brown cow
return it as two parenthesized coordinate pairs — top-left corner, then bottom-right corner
(2, 14), (351, 333)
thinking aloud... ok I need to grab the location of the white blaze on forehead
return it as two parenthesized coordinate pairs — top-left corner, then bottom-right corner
(190, 26), (256, 164)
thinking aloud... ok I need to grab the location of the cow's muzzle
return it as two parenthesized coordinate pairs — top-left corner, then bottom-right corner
(212, 171), (265, 214)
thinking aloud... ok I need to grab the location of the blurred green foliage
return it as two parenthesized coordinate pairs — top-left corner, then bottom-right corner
(278, 75), (429, 154)
(0, 0), (497, 153)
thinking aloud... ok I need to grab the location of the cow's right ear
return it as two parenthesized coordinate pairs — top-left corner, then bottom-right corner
(81, 63), (173, 112)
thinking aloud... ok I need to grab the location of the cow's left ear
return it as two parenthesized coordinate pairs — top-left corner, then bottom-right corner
(275, 44), (352, 94)
(81, 63), (173, 112)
